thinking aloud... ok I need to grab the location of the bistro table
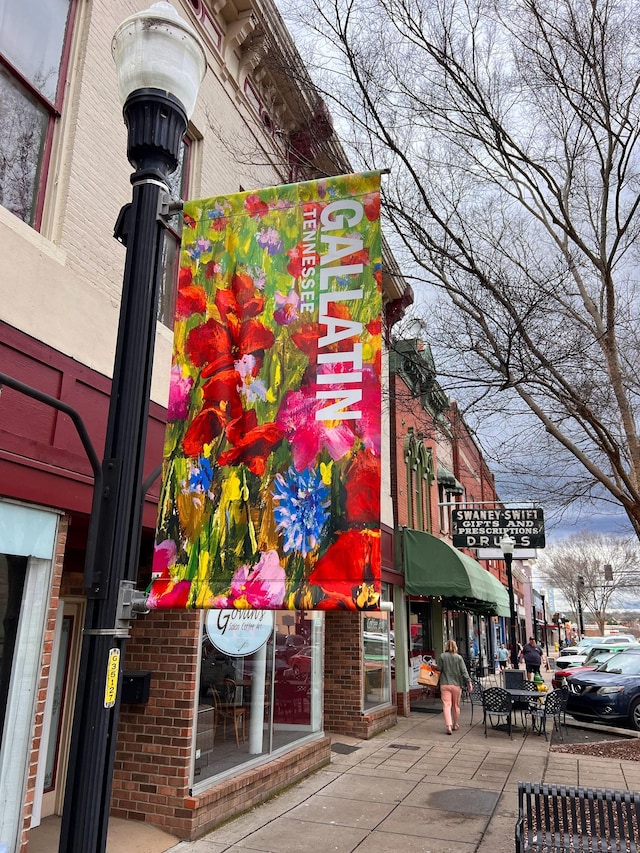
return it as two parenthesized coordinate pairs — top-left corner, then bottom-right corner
(505, 688), (544, 731)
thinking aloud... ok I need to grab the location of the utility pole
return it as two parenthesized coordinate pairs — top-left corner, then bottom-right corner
(540, 591), (549, 657)
(576, 575), (586, 638)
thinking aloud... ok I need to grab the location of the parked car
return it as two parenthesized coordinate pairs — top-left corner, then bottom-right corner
(555, 635), (635, 669)
(551, 644), (635, 689)
(566, 646), (640, 730)
(289, 647), (312, 678)
(363, 631), (394, 663)
(281, 634), (307, 662)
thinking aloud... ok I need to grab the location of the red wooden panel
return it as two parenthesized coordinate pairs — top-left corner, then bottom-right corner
(0, 322), (168, 525)
(0, 344), (62, 444)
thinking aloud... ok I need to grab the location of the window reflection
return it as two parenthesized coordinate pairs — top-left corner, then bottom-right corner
(0, 0), (70, 102)
(194, 612), (322, 787)
(362, 607), (392, 710)
(0, 0), (72, 227)
(0, 69), (48, 225)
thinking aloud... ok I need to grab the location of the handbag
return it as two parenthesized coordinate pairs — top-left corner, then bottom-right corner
(417, 663), (440, 687)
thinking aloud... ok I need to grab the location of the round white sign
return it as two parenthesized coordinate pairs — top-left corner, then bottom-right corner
(205, 609), (274, 657)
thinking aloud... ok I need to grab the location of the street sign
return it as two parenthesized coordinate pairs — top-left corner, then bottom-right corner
(451, 507), (545, 549)
(104, 648), (121, 709)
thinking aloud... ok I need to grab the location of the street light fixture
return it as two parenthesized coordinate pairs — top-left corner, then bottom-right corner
(499, 534), (519, 668)
(59, 6), (205, 852)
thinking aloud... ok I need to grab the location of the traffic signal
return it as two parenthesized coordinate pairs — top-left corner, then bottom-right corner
(604, 563), (613, 581)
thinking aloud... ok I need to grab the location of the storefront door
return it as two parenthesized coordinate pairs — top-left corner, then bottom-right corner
(37, 598), (84, 821)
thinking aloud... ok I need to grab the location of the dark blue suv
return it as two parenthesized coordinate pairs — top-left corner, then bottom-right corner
(566, 646), (640, 730)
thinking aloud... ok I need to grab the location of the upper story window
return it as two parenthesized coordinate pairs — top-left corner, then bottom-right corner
(404, 429), (433, 532)
(0, 0), (75, 228)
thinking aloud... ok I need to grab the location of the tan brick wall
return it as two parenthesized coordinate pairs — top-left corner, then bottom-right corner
(19, 514), (68, 853)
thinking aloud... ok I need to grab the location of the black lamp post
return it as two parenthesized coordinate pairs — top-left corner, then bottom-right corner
(500, 534), (519, 669)
(540, 589), (550, 657)
(577, 574), (586, 638)
(59, 5), (205, 852)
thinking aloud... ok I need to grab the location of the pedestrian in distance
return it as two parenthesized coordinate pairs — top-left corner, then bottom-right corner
(496, 643), (509, 670)
(436, 639), (472, 735)
(521, 636), (544, 682)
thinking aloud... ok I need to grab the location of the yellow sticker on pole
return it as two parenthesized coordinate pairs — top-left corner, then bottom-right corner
(104, 648), (121, 709)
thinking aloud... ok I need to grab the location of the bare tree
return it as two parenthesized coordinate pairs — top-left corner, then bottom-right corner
(283, 0), (640, 537)
(537, 533), (640, 633)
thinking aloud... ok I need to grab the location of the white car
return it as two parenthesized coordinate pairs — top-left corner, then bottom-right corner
(556, 635), (635, 669)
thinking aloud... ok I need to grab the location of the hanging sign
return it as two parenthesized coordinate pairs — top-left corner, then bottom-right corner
(150, 172), (382, 611)
(451, 507), (545, 549)
(205, 609), (274, 656)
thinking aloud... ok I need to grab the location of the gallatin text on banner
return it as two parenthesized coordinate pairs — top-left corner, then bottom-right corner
(149, 172), (382, 611)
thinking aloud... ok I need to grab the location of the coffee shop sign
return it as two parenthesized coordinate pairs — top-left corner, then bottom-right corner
(451, 507), (545, 549)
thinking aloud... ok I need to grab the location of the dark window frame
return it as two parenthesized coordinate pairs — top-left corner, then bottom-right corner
(0, 0), (78, 230)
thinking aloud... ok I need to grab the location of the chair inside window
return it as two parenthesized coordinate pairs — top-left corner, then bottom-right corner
(222, 677), (247, 746)
(482, 687), (513, 738)
(526, 689), (564, 741)
(210, 683), (233, 743)
(211, 679), (247, 746)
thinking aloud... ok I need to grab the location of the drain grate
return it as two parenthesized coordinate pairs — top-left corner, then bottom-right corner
(389, 743), (420, 750)
(331, 742), (360, 754)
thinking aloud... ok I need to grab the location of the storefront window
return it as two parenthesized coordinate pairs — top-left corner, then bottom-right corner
(194, 611), (322, 788)
(362, 602), (392, 711)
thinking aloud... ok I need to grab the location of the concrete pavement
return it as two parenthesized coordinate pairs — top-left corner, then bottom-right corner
(166, 681), (640, 853)
(29, 667), (640, 852)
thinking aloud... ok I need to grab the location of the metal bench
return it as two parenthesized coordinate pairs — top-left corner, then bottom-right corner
(516, 782), (640, 853)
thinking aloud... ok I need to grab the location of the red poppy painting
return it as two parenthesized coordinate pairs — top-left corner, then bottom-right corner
(151, 172), (382, 611)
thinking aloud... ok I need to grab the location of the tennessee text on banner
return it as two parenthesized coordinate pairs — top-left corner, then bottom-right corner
(149, 172), (382, 611)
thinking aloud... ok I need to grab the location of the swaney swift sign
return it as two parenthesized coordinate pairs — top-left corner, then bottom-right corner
(451, 507), (545, 550)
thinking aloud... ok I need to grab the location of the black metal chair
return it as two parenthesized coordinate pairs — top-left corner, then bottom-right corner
(526, 689), (564, 740)
(466, 677), (484, 725)
(512, 680), (538, 727)
(482, 686), (513, 738)
(558, 684), (569, 728)
(504, 669), (525, 689)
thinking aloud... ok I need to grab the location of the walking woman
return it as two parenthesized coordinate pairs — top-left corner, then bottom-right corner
(437, 639), (472, 735)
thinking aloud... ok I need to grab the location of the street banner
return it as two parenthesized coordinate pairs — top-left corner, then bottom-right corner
(149, 172), (382, 611)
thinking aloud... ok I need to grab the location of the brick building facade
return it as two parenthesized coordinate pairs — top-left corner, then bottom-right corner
(0, 1), (407, 849)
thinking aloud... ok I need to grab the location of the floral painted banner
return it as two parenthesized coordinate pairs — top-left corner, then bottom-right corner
(149, 172), (382, 611)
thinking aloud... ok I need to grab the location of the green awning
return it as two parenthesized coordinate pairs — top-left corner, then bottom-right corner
(402, 528), (511, 616)
(437, 465), (464, 496)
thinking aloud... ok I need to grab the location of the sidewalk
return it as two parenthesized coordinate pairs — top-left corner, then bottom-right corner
(29, 667), (640, 852)
(165, 676), (640, 853)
